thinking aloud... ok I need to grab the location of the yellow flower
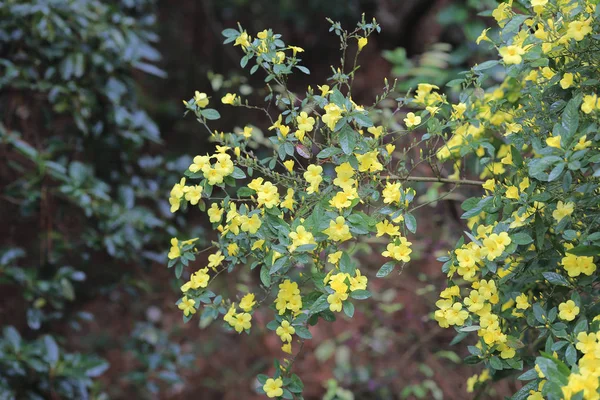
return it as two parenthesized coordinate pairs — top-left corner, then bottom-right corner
(545, 135), (561, 149)
(558, 300), (579, 321)
(207, 203), (224, 224)
(178, 296), (196, 316)
(296, 111), (315, 132)
(515, 293), (530, 310)
(281, 188), (296, 211)
(382, 237), (412, 262)
(505, 186), (519, 200)
(288, 45), (304, 56)
(303, 164), (323, 194)
(499, 45), (525, 65)
(239, 293), (256, 312)
(276, 320), (295, 342)
(323, 216), (352, 242)
(184, 185), (203, 205)
(194, 91), (209, 108)
(567, 19), (592, 41)
(241, 126), (253, 139)
(561, 254), (596, 277)
(168, 238), (181, 260)
(322, 103), (343, 130)
(234, 31), (251, 48)
(208, 251), (224, 269)
(581, 94), (598, 114)
(240, 214), (262, 234)
(281, 341), (292, 354)
(382, 181), (402, 205)
(221, 93), (237, 105)
(573, 135), (592, 151)
(227, 243), (239, 257)
(232, 312), (251, 333)
(552, 201), (574, 222)
(256, 181), (280, 209)
(272, 51), (285, 64)
(476, 28), (490, 45)
(318, 84), (333, 96)
(288, 225), (316, 252)
(357, 36), (368, 51)
(575, 332), (597, 354)
(328, 251), (343, 265)
(367, 125), (383, 139)
(403, 112), (421, 128)
(376, 219), (399, 237)
(560, 73), (574, 89)
(283, 160), (295, 172)
(356, 150), (383, 173)
(386, 144), (395, 155)
(327, 291), (348, 312)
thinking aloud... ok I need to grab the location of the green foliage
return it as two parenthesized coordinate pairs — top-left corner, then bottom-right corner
(0, 0), (190, 397)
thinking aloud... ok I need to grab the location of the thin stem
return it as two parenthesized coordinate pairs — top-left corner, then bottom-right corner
(382, 174), (484, 186)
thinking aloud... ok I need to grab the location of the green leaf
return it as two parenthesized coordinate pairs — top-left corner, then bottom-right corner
(461, 196), (493, 219)
(404, 213), (417, 233)
(201, 109), (221, 120)
(561, 95), (581, 138)
(44, 335), (59, 367)
(260, 265), (271, 287)
(342, 301), (355, 318)
(473, 60), (499, 71)
(338, 125), (356, 155)
(517, 369), (539, 381)
(317, 147), (342, 159)
(309, 294), (329, 315)
(270, 256), (288, 274)
(542, 272), (571, 287)
(222, 28), (239, 38)
(352, 112), (373, 128)
(376, 261), (396, 278)
(511, 232), (533, 245)
(349, 290), (371, 300)
(489, 356), (503, 370)
(565, 344), (577, 366)
(4, 326), (21, 351)
(295, 65), (310, 75)
(339, 252), (354, 274)
(511, 381), (538, 400)
(330, 89), (346, 106)
(294, 326), (313, 339)
(567, 245), (600, 256)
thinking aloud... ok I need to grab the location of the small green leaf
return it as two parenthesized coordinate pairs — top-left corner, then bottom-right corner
(349, 290), (371, 300)
(202, 109), (221, 120)
(376, 261), (396, 278)
(295, 326), (312, 339)
(404, 213), (417, 233)
(260, 265), (271, 287)
(44, 335), (59, 367)
(342, 301), (355, 318)
(511, 232), (533, 245)
(542, 272), (571, 287)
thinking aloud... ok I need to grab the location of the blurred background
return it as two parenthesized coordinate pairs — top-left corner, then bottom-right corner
(0, 0), (514, 398)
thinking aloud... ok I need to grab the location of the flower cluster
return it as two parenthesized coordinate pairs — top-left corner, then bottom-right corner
(165, 3), (600, 398)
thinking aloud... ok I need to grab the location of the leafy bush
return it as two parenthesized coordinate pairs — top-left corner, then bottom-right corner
(0, 0), (188, 397)
(168, 0), (600, 398)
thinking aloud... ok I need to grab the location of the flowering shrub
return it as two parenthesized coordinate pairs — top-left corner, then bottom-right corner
(168, 2), (600, 398)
